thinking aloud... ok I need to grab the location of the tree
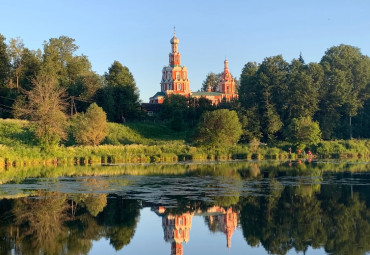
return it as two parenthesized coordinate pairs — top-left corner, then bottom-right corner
(285, 59), (320, 122)
(160, 94), (188, 129)
(13, 74), (67, 151)
(18, 48), (42, 91)
(0, 34), (10, 86)
(194, 109), (242, 147)
(7, 37), (24, 90)
(285, 116), (322, 146)
(238, 57), (288, 142)
(73, 103), (108, 146)
(41, 36), (101, 113)
(41, 36), (79, 84)
(263, 104), (283, 142)
(97, 61), (141, 122)
(201, 72), (221, 91)
(239, 62), (259, 109)
(318, 44), (370, 139)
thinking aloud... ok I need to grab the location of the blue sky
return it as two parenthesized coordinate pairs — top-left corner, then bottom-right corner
(1, 0), (370, 101)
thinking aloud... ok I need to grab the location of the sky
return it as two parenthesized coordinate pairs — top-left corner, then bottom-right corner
(1, 0), (370, 102)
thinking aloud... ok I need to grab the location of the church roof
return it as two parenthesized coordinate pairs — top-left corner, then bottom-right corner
(170, 35), (179, 44)
(151, 91), (166, 98)
(192, 91), (224, 97)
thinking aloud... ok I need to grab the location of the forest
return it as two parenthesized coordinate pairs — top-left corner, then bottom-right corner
(1, 34), (370, 153)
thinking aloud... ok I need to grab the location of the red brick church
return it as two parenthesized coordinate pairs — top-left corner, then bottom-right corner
(149, 31), (238, 105)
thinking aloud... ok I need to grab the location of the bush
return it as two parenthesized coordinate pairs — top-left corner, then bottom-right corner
(72, 103), (108, 146)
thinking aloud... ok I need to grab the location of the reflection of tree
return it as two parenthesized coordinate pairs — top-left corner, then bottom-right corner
(84, 194), (107, 217)
(65, 210), (104, 254)
(0, 199), (14, 255)
(12, 191), (69, 254)
(240, 179), (370, 255)
(97, 195), (140, 251)
(320, 189), (370, 255)
(238, 163), (261, 179)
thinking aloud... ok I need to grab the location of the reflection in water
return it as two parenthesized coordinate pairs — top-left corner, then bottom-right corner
(0, 162), (369, 255)
(155, 207), (192, 255)
(206, 206), (238, 248)
(154, 206), (238, 255)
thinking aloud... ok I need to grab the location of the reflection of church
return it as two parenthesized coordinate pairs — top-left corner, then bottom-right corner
(153, 206), (238, 255)
(206, 206), (238, 248)
(149, 31), (238, 105)
(153, 206), (193, 255)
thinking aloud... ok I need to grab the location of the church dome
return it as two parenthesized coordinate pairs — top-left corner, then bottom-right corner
(170, 36), (179, 44)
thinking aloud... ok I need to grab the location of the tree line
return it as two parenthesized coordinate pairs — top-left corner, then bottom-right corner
(0, 34), (142, 150)
(1, 33), (370, 150)
(238, 47), (370, 142)
(0, 34), (141, 122)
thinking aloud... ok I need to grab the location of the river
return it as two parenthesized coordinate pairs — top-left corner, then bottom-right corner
(0, 160), (369, 255)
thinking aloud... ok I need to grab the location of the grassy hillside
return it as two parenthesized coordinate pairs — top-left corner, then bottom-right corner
(105, 122), (188, 145)
(0, 118), (187, 147)
(0, 119), (37, 147)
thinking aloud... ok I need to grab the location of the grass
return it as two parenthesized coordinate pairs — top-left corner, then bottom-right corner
(1, 118), (370, 168)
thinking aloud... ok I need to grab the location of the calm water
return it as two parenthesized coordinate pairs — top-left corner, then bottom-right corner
(0, 161), (369, 255)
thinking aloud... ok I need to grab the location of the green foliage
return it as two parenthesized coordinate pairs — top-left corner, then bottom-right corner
(0, 34), (10, 86)
(159, 94), (215, 131)
(285, 117), (322, 146)
(0, 118), (36, 146)
(13, 75), (67, 152)
(201, 72), (221, 91)
(194, 109), (242, 147)
(72, 103), (108, 146)
(97, 61), (141, 122)
(285, 59), (320, 120)
(318, 44), (370, 139)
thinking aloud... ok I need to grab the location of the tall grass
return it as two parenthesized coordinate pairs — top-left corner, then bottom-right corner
(2, 118), (370, 169)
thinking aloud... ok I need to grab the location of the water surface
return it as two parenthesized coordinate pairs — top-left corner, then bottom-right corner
(0, 161), (369, 255)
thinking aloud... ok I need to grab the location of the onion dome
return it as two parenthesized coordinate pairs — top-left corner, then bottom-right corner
(170, 36), (179, 44)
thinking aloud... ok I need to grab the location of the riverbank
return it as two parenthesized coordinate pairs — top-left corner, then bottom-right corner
(0, 143), (292, 168)
(1, 118), (370, 168)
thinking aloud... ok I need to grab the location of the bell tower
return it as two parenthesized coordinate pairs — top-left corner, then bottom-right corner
(169, 28), (181, 67)
(159, 29), (191, 95)
(218, 59), (235, 94)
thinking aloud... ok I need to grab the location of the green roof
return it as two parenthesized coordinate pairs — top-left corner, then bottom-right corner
(151, 91), (166, 98)
(192, 91), (223, 97)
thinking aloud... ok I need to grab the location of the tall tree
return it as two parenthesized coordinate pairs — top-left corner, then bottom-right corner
(318, 44), (370, 139)
(7, 37), (24, 90)
(13, 74), (67, 151)
(240, 56), (288, 142)
(98, 61), (141, 122)
(41, 36), (79, 84)
(18, 48), (42, 91)
(285, 59), (320, 122)
(239, 62), (259, 109)
(0, 34), (10, 86)
(41, 36), (101, 113)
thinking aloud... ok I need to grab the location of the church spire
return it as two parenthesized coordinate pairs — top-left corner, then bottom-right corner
(169, 30), (180, 65)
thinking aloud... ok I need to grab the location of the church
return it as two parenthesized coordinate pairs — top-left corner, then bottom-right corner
(148, 32), (238, 105)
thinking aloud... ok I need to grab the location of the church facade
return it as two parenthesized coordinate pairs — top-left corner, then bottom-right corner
(149, 32), (238, 105)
